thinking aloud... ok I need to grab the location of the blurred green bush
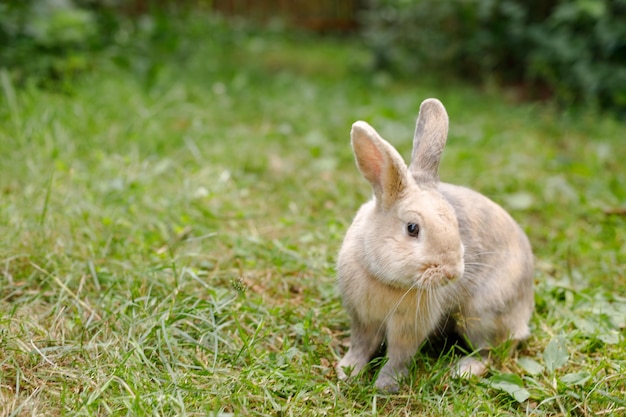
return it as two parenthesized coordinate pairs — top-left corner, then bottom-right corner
(3, 0), (625, 114)
(0, 0), (119, 86)
(0, 0), (194, 88)
(362, 0), (626, 113)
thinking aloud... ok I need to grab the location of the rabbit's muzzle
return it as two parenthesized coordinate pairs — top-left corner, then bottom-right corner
(419, 263), (464, 287)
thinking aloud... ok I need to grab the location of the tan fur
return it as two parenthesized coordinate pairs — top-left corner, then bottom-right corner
(336, 99), (534, 393)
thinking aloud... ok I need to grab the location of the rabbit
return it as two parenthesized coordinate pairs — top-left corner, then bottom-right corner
(335, 98), (534, 393)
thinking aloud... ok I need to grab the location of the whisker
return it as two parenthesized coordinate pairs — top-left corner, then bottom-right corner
(456, 272), (486, 288)
(430, 290), (446, 335)
(376, 284), (417, 339)
(414, 283), (421, 337)
(460, 271), (495, 281)
(464, 250), (522, 262)
(433, 289), (449, 334)
(464, 262), (499, 271)
(425, 287), (433, 330)
(467, 251), (513, 257)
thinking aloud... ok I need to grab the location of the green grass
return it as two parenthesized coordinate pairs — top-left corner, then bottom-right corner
(1, 15), (625, 416)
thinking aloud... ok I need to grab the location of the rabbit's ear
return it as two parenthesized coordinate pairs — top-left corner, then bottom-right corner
(409, 98), (449, 183)
(351, 121), (408, 209)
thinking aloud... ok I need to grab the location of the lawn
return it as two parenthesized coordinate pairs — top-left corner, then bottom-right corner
(0, 14), (625, 416)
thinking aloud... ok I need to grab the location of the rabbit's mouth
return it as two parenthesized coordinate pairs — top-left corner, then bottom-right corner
(416, 264), (462, 288)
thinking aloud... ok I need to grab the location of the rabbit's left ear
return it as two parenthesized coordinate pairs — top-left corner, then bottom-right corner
(351, 121), (409, 210)
(409, 98), (449, 183)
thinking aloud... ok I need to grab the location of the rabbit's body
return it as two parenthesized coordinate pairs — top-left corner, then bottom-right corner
(336, 99), (534, 392)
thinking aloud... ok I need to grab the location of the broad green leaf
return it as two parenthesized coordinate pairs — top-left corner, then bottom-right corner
(489, 373), (531, 403)
(560, 372), (591, 386)
(597, 331), (620, 345)
(517, 357), (544, 375)
(574, 318), (599, 334)
(504, 192), (534, 210)
(543, 337), (569, 373)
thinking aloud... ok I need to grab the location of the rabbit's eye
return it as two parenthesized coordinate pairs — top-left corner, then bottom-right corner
(407, 223), (420, 238)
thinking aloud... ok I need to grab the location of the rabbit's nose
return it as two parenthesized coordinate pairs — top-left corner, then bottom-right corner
(443, 264), (463, 281)
(443, 269), (457, 281)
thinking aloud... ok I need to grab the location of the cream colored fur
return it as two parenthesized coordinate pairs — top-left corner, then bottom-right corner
(336, 99), (534, 393)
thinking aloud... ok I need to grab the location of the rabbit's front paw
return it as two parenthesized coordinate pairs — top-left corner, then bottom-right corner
(337, 354), (367, 380)
(374, 373), (400, 393)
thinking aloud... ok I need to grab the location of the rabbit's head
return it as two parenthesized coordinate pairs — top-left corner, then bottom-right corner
(349, 99), (464, 290)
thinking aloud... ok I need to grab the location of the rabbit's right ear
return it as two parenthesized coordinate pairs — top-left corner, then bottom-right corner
(351, 121), (408, 209)
(409, 98), (449, 183)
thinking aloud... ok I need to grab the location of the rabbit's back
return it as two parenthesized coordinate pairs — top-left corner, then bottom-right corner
(438, 182), (534, 345)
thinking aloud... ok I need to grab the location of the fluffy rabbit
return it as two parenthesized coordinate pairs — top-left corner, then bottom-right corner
(336, 98), (534, 393)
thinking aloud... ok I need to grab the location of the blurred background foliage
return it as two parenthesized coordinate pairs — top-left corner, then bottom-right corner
(1, 0), (625, 114)
(0, 0), (188, 88)
(363, 0), (626, 114)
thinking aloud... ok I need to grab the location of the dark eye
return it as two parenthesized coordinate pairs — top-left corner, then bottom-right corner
(407, 222), (420, 238)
